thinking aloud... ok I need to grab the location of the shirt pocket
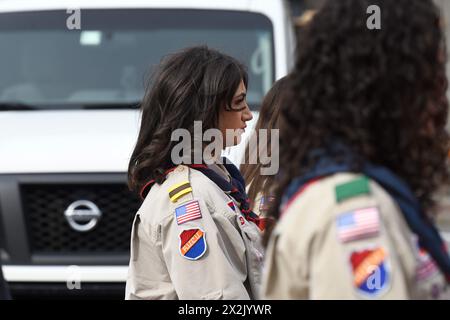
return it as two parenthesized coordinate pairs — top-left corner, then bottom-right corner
(200, 289), (223, 300)
(236, 214), (264, 267)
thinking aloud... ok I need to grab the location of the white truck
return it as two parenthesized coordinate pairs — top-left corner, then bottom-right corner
(0, 0), (294, 298)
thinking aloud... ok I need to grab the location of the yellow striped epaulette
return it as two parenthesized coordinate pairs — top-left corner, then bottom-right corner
(168, 181), (193, 203)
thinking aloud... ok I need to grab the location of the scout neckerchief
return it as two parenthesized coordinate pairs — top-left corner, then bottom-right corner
(282, 146), (450, 283)
(189, 160), (267, 231)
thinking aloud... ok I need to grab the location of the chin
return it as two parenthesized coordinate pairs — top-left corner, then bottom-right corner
(224, 136), (241, 147)
(233, 134), (242, 146)
(223, 129), (243, 147)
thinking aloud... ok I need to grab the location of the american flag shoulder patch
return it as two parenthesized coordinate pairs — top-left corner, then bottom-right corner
(336, 207), (380, 243)
(175, 200), (202, 225)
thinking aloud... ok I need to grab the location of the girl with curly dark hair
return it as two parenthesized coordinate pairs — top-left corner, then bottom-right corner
(262, 0), (450, 299)
(126, 46), (264, 299)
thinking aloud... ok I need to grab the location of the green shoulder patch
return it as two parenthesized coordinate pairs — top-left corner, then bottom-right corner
(335, 176), (370, 203)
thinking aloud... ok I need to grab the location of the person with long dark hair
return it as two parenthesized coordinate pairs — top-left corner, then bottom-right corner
(262, 0), (450, 299)
(125, 46), (264, 300)
(240, 77), (288, 216)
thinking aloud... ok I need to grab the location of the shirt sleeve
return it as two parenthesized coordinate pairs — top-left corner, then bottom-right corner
(262, 179), (412, 299)
(161, 196), (251, 299)
(307, 200), (411, 299)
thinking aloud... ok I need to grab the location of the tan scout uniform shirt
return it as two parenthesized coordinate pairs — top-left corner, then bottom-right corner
(261, 173), (450, 300)
(125, 164), (264, 300)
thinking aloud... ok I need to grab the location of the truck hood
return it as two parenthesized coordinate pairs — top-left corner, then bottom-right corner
(0, 110), (141, 174)
(0, 110), (257, 174)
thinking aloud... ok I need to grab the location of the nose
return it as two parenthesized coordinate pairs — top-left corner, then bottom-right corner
(243, 104), (253, 122)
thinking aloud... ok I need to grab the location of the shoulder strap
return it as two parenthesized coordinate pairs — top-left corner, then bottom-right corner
(166, 165), (194, 204)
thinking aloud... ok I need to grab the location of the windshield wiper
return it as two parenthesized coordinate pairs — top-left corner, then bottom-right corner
(82, 102), (141, 110)
(0, 102), (39, 111)
(0, 101), (141, 110)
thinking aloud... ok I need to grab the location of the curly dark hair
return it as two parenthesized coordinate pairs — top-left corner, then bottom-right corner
(266, 0), (449, 238)
(128, 46), (247, 193)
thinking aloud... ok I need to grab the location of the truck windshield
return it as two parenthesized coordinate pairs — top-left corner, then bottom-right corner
(0, 9), (274, 110)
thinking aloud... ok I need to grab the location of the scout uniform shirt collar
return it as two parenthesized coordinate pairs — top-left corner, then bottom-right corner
(207, 163), (232, 183)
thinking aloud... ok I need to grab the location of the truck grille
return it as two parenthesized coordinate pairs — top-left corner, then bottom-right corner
(21, 183), (141, 254)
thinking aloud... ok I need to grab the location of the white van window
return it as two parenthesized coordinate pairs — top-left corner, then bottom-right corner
(0, 9), (274, 110)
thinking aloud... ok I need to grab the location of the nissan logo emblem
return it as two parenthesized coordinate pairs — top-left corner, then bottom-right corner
(64, 200), (102, 232)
